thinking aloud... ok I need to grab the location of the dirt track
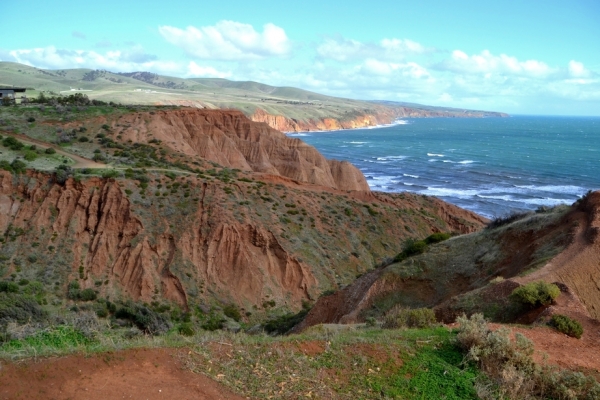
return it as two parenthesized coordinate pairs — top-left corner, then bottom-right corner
(0, 348), (244, 400)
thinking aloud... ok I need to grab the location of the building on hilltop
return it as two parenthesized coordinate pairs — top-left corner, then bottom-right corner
(0, 87), (27, 104)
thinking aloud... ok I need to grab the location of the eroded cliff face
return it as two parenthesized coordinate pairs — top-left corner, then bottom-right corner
(250, 108), (397, 132)
(0, 171), (486, 313)
(111, 109), (370, 192)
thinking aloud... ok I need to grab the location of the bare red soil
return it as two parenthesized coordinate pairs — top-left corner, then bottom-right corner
(0, 348), (244, 400)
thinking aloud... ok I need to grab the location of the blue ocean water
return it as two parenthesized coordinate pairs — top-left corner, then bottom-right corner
(289, 116), (600, 218)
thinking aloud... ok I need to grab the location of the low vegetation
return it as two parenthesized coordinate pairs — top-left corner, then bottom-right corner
(456, 314), (599, 399)
(393, 232), (452, 262)
(549, 314), (583, 339)
(382, 305), (437, 329)
(510, 281), (561, 307)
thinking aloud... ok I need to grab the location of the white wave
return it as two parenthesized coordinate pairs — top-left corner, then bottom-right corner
(347, 141), (368, 144)
(366, 175), (397, 189)
(420, 187), (480, 198)
(403, 173), (419, 178)
(427, 153), (444, 157)
(458, 160), (474, 164)
(478, 194), (569, 207)
(515, 184), (585, 195)
(442, 160), (455, 163)
(376, 155), (406, 161)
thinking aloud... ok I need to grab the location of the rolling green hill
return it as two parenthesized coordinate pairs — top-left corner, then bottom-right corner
(0, 62), (508, 129)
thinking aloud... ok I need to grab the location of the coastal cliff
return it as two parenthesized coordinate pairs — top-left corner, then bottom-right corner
(251, 106), (509, 132)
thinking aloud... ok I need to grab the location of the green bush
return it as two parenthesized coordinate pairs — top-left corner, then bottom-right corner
(101, 169), (119, 179)
(424, 232), (452, 244)
(0, 292), (47, 325)
(2, 136), (24, 151)
(178, 322), (195, 336)
(264, 308), (310, 335)
(223, 304), (241, 322)
(394, 239), (428, 262)
(510, 281), (560, 307)
(79, 288), (97, 302)
(23, 150), (37, 161)
(383, 306), (437, 329)
(67, 281), (81, 300)
(44, 147), (56, 154)
(550, 314), (583, 339)
(0, 281), (19, 293)
(114, 301), (172, 335)
(10, 159), (27, 174)
(201, 311), (225, 331)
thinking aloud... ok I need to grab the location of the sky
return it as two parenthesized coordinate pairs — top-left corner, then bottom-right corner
(1, 0), (599, 116)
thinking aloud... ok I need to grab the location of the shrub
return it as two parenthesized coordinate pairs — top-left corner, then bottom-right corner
(0, 281), (19, 293)
(114, 301), (172, 335)
(201, 311), (225, 331)
(23, 151), (37, 161)
(79, 288), (97, 302)
(178, 322), (195, 336)
(2, 136), (24, 151)
(394, 239), (427, 262)
(486, 211), (533, 230)
(67, 281), (81, 300)
(549, 314), (583, 339)
(510, 281), (560, 307)
(0, 292), (47, 325)
(263, 308), (310, 335)
(424, 232), (452, 244)
(54, 165), (73, 184)
(101, 170), (119, 179)
(382, 306), (437, 329)
(10, 159), (27, 174)
(456, 313), (600, 399)
(78, 136), (89, 142)
(223, 304), (241, 322)
(44, 147), (56, 154)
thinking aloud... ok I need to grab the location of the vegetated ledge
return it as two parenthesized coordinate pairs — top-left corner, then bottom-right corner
(294, 193), (600, 332)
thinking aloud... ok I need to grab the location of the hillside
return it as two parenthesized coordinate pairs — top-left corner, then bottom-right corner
(1, 101), (599, 399)
(0, 62), (508, 132)
(0, 102), (485, 322)
(296, 192), (600, 330)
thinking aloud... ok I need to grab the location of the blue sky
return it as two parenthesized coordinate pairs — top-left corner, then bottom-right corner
(2, 0), (599, 115)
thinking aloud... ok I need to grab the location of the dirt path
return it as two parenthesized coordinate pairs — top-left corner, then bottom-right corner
(0, 348), (245, 400)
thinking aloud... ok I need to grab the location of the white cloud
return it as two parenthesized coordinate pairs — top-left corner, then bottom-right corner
(359, 59), (432, 80)
(316, 37), (430, 62)
(6, 46), (178, 74)
(438, 50), (555, 78)
(186, 61), (231, 78)
(159, 21), (290, 61)
(568, 60), (590, 78)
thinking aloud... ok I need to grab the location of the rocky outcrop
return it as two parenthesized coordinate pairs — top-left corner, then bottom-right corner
(114, 109), (370, 192)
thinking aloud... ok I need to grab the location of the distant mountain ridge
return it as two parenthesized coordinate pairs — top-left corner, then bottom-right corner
(0, 61), (508, 132)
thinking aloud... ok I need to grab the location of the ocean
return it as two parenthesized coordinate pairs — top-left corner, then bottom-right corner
(289, 116), (600, 219)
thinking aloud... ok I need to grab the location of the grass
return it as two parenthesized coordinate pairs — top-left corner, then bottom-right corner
(182, 326), (480, 399)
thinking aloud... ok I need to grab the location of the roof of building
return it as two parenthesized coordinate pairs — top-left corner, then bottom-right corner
(0, 88), (26, 92)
